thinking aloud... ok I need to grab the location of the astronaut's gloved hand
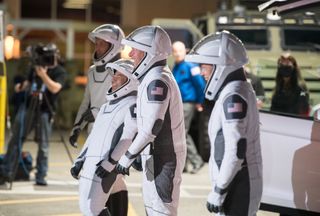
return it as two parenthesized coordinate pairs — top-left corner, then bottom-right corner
(131, 154), (143, 171)
(206, 187), (227, 213)
(70, 157), (85, 180)
(95, 159), (115, 178)
(116, 153), (135, 176)
(81, 108), (95, 123)
(69, 126), (81, 148)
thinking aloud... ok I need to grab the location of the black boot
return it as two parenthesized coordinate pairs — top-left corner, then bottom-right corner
(105, 190), (128, 216)
(98, 208), (111, 216)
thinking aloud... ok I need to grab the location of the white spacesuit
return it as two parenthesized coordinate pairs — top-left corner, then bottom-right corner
(70, 24), (125, 143)
(69, 24), (128, 216)
(185, 31), (263, 216)
(73, 59), (138, 216)
(116, 26), (187, 216)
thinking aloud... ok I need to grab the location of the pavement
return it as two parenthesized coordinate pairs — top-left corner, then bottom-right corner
(0, 132), (279, 216)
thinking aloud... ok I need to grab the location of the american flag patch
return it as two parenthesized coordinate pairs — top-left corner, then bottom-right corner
(151, 87), (164, 95)
(227, 102), (243, 113)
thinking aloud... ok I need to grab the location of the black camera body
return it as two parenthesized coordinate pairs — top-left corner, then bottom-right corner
(30, 44), (57, 67)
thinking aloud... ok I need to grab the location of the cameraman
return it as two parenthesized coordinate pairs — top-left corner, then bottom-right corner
(0, 43), (66, 186)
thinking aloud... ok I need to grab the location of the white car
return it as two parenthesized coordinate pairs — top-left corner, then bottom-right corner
(259, 110), (320, 215)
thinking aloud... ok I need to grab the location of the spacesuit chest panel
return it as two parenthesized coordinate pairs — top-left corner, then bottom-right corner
(85, 98), (134, 157)
(92, 69), (111, 83)
(87, 70), (112, 109)
(102, 102), (120, 113)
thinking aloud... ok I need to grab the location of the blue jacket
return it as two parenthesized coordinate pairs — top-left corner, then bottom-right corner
(173, 61), (206, 104)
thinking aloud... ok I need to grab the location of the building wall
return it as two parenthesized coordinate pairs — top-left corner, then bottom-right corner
(121, 0), (218, 29)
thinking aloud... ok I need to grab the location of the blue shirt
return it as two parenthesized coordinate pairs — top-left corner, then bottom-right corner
(173, 60), (206, 104)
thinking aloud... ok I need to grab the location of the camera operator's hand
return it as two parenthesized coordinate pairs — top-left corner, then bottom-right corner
(34, 65), (62, 94)
(35, 66), (48, 78)
(82, 108), (95, 123)
(14, 81), (29, 93)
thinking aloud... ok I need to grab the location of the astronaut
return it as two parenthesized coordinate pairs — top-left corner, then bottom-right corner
(116, 25), (187, 216)
(69, 23), (125, 143)
(71, 59), (138, 216)
(185, 31), (263, 216)
(69, 24), (129, 215)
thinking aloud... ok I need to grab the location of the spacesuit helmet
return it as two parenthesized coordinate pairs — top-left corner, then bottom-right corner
(88, 24), (125, 67)
(105, 59), (138, 100)
(121, 25), (172, 79)
(185, 30), (248, 100)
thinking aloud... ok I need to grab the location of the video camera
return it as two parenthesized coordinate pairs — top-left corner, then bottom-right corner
(29, 43), (57, 67)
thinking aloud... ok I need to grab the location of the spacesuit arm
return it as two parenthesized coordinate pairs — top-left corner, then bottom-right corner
(215, 93), (248, 193)
(118, 79), (170, 169)
(73, 70), (92, 127)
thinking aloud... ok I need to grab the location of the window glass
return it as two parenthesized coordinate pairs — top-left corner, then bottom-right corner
(217, 27), (270, 50)
(282, 28), (320, 51)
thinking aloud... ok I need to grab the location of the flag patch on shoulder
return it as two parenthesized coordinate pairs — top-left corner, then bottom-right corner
(147, 80), (168, 102)
(227, 102), (243, 113)
(223, 94), (247, 120)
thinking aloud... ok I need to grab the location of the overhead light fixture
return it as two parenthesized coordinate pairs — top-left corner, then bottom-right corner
(252, 18), (265, 24)
(218, 16), (228, 24)
(283, 18), (297, 24)
(63, 0), (91, 9)
(266, 10), (281, 20)
(305, 11), (315, 16)
(233, 17), (246, 24)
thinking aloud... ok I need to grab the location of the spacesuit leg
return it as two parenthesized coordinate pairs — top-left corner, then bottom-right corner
(106, 190), (128, 216)
(97, 208), (111, 216)
(106, 175), (128, 216)
(79, 175), (114, 216)
(141, 151), (185, 216)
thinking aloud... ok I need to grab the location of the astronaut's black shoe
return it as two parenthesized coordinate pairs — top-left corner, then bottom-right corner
(190, 162), (204, 174)
(35, 178), (47, 186)
(0, 176), (6, 185)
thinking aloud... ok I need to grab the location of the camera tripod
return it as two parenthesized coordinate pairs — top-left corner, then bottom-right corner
(2, 81), (74, 189)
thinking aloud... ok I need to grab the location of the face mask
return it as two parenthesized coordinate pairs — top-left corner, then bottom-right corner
(278, 65), (294, 77)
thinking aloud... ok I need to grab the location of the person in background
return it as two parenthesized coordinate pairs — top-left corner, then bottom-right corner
(270, 53), (310, 116)
(0, 43), (66, 186)
(172, 41), (205, 174)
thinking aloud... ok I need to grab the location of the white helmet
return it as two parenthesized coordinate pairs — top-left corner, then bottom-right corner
(88, 24), (125, 67)
(105, 59), (138, 101)
(185, 30), (248, 100)
(121, 25), (172, 79)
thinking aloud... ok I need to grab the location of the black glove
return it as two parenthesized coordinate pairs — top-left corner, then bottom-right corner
(95, 165), (111, 178)
(70, 160), (84, 179)
(69, 127), (81, 148)
(206, 202), (223, 213)
(115, 163), (130, 176)
(131, 155), (143, 172)
(82, 108), (95, 123)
